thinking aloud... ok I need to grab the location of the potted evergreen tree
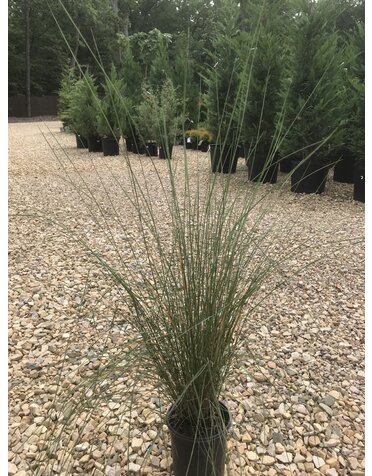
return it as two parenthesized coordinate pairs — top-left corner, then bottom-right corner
(57, 65), (76, 133)
(117, 35), (144, 154)
(205, 34), (241, 174)
(157, 78), (182, 160)
(135, 84), (159, 157)
(68, 78), (88, 149)
(331, 25), (361, 184)
(69, 72), (102, 153)
(97, 65), (129, 156)
(240, 30), (283, 184)
(280, 2), (345, 194)
(347, 24), (364, 202)
(60, 72), (89, 149)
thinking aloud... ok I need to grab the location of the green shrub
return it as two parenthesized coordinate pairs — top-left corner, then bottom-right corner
(185, 127), (213, 142)
(57, 65), (76, 129)
(135, 78), (182, 150)
(135, 83), (159, 143)
(97, 65), (129, 140)
(69, 71), (100, 138)
(157, 78), (183, 149)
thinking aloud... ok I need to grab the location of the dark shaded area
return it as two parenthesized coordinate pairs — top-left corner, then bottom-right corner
(8, 95), (58, 117)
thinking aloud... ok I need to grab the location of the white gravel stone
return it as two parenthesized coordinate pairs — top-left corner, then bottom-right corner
(276, 452), (293, 463)
(313, 455), (326, 468)
(8, 462), (18, 475)
(131, 438), (143, 451)
(262, 456), (275, 465)
(326, 469), (339, 476)
(247, 451), (259, 461)
(128, 463), (141, 474)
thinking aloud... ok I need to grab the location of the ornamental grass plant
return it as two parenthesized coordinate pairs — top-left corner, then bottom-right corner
(15, 1), (363, 474)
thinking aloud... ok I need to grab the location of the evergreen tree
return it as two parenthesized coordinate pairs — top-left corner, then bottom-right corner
(57, 65), (77, 128)
(345, 23), (364, 161)
(171, 33), (200, 124)
(239, 28), (284, 159)
(97, 65), (129, 140)
(117, 35), (143, 104)
(69, 71), (100, 138)
(279, 1), (345, 163)
(204, 21), (242, 147)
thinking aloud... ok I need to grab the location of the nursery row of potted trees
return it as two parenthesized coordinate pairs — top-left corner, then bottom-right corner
(202, 4), (364, 202)
(60, 66), (182, 160)
(59, 8), (364, 202)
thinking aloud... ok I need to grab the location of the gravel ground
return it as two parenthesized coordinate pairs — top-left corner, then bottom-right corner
(9, 121), (364, 476)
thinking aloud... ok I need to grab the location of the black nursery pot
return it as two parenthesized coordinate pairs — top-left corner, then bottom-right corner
(291, 159), (329, 194)
(126, 131), (147, 154)
(353, 161), (365, 203)
(75, 133), (88, 149)
(166, 402), (231, 476)
(199, 140), (209, 153)
(247, 153), (278, 184)
(102, 138), (119, 156)
(159, 144), (173, 159)
(125, 137), (134, 152)
(236, 143), (245, 158)
(87, 136), (103, 153)
(210, 144), (238, 174)
(279, 157), (293, 173)
(185, 137), (197, 150)
(145, 142), (158, 157)
(333, 151), (355, 183)
(126, 133), (137, 153)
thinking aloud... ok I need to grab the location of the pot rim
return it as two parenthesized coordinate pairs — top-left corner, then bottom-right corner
(166, 401), (232, 443)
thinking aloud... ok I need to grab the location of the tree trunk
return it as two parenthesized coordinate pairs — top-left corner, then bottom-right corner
(111, 0), (130, 63)
(111, 0), (119, 14)
(122, 10), (130, 37)
(239, 0), (248, 32)
(24, 0), (31, 117)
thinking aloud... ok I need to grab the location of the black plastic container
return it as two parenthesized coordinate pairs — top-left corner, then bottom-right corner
(102, 138), (119, 156)
(167, 402), (231, 476)
(125, 136), (134, 152)
(210, 144), (238, 174)
(237, 143), (245, 158)
(185, 137), (196, 150)
(199, 140), (209, 153)
(87, 136), (103, 153)
(247, 153), (279, 184)
(159, 144), (173, 159)
(291, 159), (329, 194)
(280, 157), (293, 173)
(333, 152), (354, 183)
(126, 131), (146, 154)
(353, 161), (365, 203)
(145, 142), (158, 157)
(75, 133), (88, 149)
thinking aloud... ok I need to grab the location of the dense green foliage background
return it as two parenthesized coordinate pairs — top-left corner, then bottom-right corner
(9, 0), (364, 96)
